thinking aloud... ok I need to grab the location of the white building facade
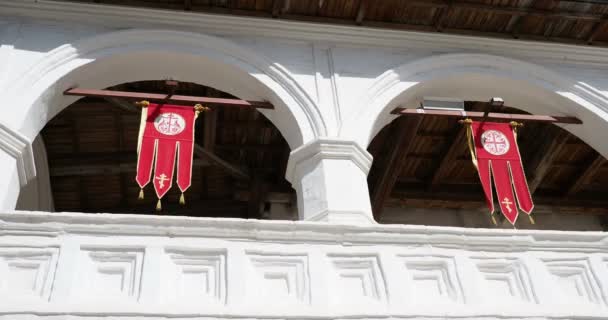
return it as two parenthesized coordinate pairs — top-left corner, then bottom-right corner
(1, 0), (608, 319)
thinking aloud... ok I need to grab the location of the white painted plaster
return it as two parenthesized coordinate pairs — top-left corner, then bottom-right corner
(0, 211), (607, 319)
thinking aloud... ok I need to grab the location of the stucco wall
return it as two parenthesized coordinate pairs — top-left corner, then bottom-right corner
(0, 1), (608, 225)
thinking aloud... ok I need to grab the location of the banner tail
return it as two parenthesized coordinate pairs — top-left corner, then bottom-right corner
(135, 138), (156, 188)
(176, 141), (194, 193)
(477, 159), (494, 214)
(491, 160), (519, 225)
(508, 161), (534, 214)
(153, 139), (178, 199)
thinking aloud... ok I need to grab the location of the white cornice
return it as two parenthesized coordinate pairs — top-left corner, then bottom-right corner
(1, 211), (607, 253)
(0, 123), (35, 187)
(3, 0), (608, 65)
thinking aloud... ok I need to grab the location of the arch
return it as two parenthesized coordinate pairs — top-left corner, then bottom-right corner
(2, 29), (326, 150)
(341, 53), (608, 158)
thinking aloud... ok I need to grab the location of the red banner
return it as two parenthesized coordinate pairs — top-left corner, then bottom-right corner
(135, 103), (198, 208)
(469, 121), (534, 224)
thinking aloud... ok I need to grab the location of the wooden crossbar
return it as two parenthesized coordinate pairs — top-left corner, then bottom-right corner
(64, 88), (274, 109)
(391, 107), (582, 124)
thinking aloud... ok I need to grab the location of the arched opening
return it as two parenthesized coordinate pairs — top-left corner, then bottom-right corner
(3, 29), (323, 214)
(31, 80), (297, 219)
(367, 101), (608, 230)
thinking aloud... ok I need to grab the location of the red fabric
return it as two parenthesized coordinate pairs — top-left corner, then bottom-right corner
(136, 103), (196, 199)
(470, 122), (534, 224)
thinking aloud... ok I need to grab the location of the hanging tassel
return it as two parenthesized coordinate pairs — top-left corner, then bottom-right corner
(179, 193), (186, 206)
(491, 214), (497, 226)
(156, 199), (162, 211)
(459, 118), (478, 169)
(138, 189), (144, 200)
(528, 215), (536, 225)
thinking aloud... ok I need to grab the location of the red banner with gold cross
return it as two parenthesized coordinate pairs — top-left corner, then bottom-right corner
(135, 102), (201, 210)
(465, 121), (534, 225)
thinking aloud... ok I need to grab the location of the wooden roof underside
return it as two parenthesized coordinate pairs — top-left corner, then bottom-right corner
(62, 0), (608, 46)
(41, 81), (608, 225)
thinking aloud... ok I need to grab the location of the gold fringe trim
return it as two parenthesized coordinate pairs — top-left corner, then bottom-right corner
(529, 215), (536, 225)
(491, 214), (497, 226)
(138, 189), (144, 200)
(460, 118), (478, 169)
(179, 193), (186, 206)
(156, 199), (162, 211)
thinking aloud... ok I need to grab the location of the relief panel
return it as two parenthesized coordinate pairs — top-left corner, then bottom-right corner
(399, 255), (463, 305)
(164, 249), (226, 305)
(328, 254), (387, 306)
(543, 258), (604, 306)
(73, 247), (144, 302)
(0, 247), (59, 301)
(472, 257), (537, 305)
(246, 251), (310, 305)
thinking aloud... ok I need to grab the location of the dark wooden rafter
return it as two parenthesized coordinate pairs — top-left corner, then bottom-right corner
(391, 108), (582, 124)
(543, 0), (562, 38)
(567, 153), (606, 196)
(184, 0), (192, 10)
(428, 126), (467, 190)
(64, 88), (274, 109)
(50, 158), (210, 177)
(272, 0), (287, 17)
(371, 115), (423, 220)
(434, 1), (452, 32)
(588, 20), (608, 44)
(525, 127), (570, 194)
(355, 0), (369, 25)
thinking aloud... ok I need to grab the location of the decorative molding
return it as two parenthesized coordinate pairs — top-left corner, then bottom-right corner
(471, 257), (536, 305)
(285, 138), (373, 183)
(246, 251), (310, 305)
(164, 248), (226, 305)
(3, 0), (608, 66)
(543, 258), (605, 306)
(0, 122), (35, 187)
(0, 246), (59, 301)
(73, 247), (144, 302)
(0, 213), (607, 318)
(1, 211), (608, 253)
(327, 254), (387, 306)
(399, 255), (463, 305)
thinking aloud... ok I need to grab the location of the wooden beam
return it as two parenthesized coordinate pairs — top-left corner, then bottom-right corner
(371, 115), (423, 220)
(184, 0), (192, 10)
(567, 153), (606, 196)
(64, 88), (274, 109)
(428, 126), (467, 190)
(355, 0), (368, 25)
(272, 0), (286, 17)
(50, 159), (210, 177)
(588, 20), (608, 44)
(193, 144), (250, 180)
(434, 1), (452, 32)
(410, 0), (603, 21)
(391, 107), (583, 124)
(525, 127), (570, 194)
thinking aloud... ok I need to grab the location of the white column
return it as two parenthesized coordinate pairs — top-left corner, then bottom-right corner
(286, 138), (375, 224)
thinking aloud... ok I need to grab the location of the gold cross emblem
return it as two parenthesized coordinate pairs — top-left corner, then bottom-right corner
(501, 197), (513, 213)
(155, 173), (169, 189)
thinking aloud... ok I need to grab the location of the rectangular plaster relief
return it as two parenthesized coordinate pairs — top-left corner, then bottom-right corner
(163, 248), (226, 305)
(72, 246), (144, 303)
(0, 246), (58, 302)
(543, 258), (605, 306)
(399, 255), (464, 306)
(471, 257), (537, 305)
(327, 254), (387, 307)
(245, 251), (310, 305)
